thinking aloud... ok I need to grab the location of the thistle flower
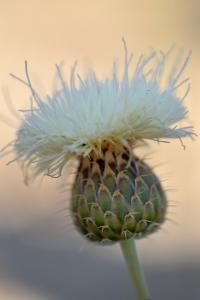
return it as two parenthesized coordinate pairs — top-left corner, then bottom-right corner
(2, 39), (194, 300)
(3, 40), (193, 243)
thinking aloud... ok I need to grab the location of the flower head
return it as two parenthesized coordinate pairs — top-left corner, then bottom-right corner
(6, 40), (193, 183)
(2, 40), (194, 242)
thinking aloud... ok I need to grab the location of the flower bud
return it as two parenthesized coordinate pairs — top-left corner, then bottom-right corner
(71, 142), (166, 243)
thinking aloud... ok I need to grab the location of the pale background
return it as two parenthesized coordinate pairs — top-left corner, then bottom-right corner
(0, 1), (199, 299)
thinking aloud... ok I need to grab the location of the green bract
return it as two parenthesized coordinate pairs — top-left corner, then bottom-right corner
(71, 142), (166, 243)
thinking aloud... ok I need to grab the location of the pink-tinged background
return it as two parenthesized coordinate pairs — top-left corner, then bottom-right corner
(0, 1), (199, 299)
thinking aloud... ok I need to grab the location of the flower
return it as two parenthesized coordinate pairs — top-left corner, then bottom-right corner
(2, 39), (194, 242)
(5, 39), (193, 184)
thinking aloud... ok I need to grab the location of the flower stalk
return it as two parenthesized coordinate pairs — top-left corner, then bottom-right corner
(121, 238), (150, 300)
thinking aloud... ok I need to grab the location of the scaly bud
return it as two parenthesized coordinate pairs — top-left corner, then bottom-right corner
(71, 142), (167, 243)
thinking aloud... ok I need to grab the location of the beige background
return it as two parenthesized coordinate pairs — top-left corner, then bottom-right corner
(0, 1), (199, 299)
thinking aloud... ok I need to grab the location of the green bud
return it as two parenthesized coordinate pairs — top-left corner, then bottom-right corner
(121, 230), (134, 240)
(84, 178), (96, 205)
(85, 217), (100, 236)
(97, 184), (112, 212)
(90, 203), (104, 227)
(100, 225), (118, 240)
(71, 142), (167, 243)
(104, 211), (122, 233)
(135, 219), (148, 234)
(123, 213), (136, 231)
(135, 176), (149, 204)
(131, 195), (143, 221)
(103, 164), (117, 194)
(143, 201), (155, 221)
(112, 191), (129, 222)
(117, 172), (134, 204)
(78, 195), (89, 219)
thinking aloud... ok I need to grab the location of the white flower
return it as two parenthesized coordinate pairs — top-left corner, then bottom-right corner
(4, 40), (193, 182)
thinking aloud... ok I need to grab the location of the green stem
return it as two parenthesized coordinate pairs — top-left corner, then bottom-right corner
(120, 238), (151, 300)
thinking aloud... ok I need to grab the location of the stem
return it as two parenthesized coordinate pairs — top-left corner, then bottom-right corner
(120, 238), (151, 300)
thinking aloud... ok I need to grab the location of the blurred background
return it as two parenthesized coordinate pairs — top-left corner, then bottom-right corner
(0, 0), (199, 299)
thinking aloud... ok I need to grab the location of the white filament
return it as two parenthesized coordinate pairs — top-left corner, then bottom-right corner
(5, 40), (194, 182)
